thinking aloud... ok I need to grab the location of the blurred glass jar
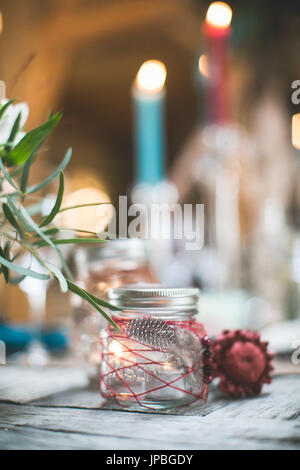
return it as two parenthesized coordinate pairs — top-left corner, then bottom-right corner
(71, 239), (157, 376)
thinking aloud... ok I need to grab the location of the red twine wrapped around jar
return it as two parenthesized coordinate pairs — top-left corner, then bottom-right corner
(99, 318), (211, 410)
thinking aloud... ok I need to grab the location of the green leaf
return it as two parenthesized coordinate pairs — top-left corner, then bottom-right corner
(5, 112), (62, 166)
(34, 237), (105, 248)
(33, 227), (60, 238)
(6, 196), (35, 233)
(66, 280), (119, 329)
(0, 247), (9, 283)
(56, 228), (100, 236)
(20, 152), (36, 194)
(40, 172), (64, 227)
(27, 148), (71, 194)
(19, 204), (73, 280)
(4, 241), (10, 257)
(8, 275), (26, 285)
(0, 158), (19, 191)
(7, 112), (21, 144)
(85, 292), (121, 312)
(20, 134), (52, 195)
(45, 262), (68, 293)
(59, 201), (111, 214)
(19, 204), (59, 251)
(2, 203), (23, 236)
(0, 254), (50, 280)
(0, 100), (16, 120)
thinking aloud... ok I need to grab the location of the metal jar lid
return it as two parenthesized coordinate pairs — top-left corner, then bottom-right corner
(108, 286), (200, 311)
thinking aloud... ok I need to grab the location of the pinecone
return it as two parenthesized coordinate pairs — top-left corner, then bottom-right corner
(126, 317), (176, 350)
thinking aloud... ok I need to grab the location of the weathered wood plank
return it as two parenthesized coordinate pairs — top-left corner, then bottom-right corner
(32, 375), (300, 419)
(0, 404), (299, 450)
(32, 385), (229, 416)
(0, 366), (88, 403)
(0, 375), (299, 450)
(203, 375), (300, 422)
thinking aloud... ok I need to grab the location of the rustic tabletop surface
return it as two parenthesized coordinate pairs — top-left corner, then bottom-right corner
(0, 372), (299, 450)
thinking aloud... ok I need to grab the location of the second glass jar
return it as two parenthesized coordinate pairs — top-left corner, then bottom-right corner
(71, 239), (157, 375)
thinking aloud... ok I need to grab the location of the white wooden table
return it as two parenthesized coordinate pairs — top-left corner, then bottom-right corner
(0, 374), (299, 450)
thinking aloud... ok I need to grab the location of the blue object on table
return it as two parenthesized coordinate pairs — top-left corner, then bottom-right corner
(0, 324), (69, 355)
(0, 324), (32, 354)
(42, 328), (69, 352)
(133, 91), (166, 184)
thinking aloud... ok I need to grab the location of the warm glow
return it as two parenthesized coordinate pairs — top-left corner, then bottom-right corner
(292, 114), (300, 150)
(60, 187), (113, 235)
(89, 351), (101, 365)
(0, 81), (5, 100)
(108, 340), (123, 358)
(198, 54), (210, 79)
(0, 12), (3, 35)
(206, 2), (232, 29)
(136, 60), (167, 94)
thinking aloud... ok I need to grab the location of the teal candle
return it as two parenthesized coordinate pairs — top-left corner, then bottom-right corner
(132, 60), (167, 185)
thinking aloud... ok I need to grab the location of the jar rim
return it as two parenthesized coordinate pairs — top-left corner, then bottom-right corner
(73, 238), (148, 264)
(108, 286), (200, 310)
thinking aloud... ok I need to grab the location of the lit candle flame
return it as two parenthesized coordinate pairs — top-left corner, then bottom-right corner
(109, 340), (123, 358)
(198, 54), (210, 79)
(292, 114), (300, 150)
(136, 60), (167, 94)
(206, 2), (232, 29)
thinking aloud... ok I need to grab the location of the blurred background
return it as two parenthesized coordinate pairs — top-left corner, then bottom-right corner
(0, 0), (300, 362)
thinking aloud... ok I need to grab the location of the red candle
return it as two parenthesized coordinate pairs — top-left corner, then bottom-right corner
(202, 2), (232, 125)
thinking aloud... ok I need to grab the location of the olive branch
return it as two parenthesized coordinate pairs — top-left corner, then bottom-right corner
(0, 101), (119, 329)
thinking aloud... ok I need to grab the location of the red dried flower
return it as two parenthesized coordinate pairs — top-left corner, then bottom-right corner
(212, 329), (274, 398)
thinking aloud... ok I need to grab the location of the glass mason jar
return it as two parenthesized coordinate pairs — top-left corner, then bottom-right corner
(71, 239), (157, 375)
(100, 287), (212, 410)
